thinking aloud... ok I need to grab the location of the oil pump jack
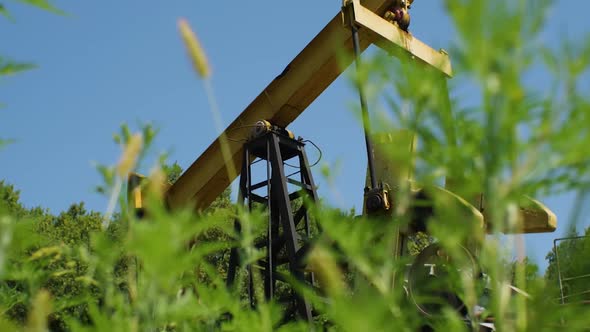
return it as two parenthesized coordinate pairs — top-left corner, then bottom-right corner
(129, 0), (557, 324)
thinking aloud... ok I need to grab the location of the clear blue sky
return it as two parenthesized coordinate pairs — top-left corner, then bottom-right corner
(1, 1), (588, 273)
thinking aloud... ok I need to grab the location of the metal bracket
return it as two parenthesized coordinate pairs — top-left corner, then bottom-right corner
(341, 0), (355, 28)
(343, 0), (452, 77)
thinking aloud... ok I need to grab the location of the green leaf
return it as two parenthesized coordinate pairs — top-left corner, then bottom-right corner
(0, 58), (37, 76)
(0, 138), (14, 150)
(0, 4), (11, 19)
(15, 0), (64, 15)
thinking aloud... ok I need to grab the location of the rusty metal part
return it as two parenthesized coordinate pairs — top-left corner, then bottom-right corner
(364, 186), (391, 214)
(383, 0), (412, 31)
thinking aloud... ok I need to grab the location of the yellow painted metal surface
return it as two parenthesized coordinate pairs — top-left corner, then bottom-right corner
(368, 131), (556, 234)
(165, 0), (414, 211)
(364, 131), (485, 257)
(485, 197), (557, 234)
(127, 173), (145, 211)
(347, 0), (452, 76)
(164, 1), (557, 235)
(519, 198), (557, 233)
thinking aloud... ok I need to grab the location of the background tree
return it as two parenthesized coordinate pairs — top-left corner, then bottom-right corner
(545, 227), (590, 303)
(0, 180), (103, 330)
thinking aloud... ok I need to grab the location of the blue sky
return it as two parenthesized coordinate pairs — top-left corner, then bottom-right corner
(1, 0), (589, 272)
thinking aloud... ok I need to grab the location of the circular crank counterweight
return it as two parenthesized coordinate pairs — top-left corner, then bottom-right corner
(406, 243), (480, 317)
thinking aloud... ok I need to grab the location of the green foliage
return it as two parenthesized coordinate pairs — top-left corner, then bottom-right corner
(0, 4), (8, 18)
(546, 228), (590, 303)
(2, 0), (590, 330)
(162, 162), (183, 185)
(0, 138), (14, 150)
(0, 180), (27, 217)
(0, 57), (36, 76)
(15, 0), (61, 13)
(347, 0), (590, 329)
(407, 232), (433, 256)
(0, 181), (104, 330)
(0, 0), (62, 81)
(1, 0), (62, 141)
(0, 55), (36, 138)
(0, 0), (63, 17)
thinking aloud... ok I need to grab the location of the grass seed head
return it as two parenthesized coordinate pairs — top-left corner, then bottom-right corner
(26, 289), (52, 332)
(148, 166), (168, 199)
(178, 18), (211, 79)
(117, 133), (143, 178)
(307, 246), (345, 298)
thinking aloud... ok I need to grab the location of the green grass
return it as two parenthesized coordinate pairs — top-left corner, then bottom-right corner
(2, 0), (590, 330)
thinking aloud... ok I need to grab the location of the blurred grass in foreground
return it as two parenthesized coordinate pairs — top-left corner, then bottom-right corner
(2, 0), (590, 331)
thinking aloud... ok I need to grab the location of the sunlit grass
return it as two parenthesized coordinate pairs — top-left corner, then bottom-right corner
(1, 0), (590, 331)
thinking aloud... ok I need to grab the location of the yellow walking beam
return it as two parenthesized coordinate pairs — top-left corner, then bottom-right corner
(166, 0), (451, 211)
(488, 197), (557, 234)
(347, 0), (452, 76)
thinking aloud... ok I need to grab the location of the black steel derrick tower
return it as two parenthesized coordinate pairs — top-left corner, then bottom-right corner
(226, 122), (319, 322)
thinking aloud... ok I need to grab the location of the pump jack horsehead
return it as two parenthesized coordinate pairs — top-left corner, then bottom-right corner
(128, 0), (557, 325)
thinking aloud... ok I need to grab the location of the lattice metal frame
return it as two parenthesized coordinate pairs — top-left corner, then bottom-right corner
(226, 130), (319, 321)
